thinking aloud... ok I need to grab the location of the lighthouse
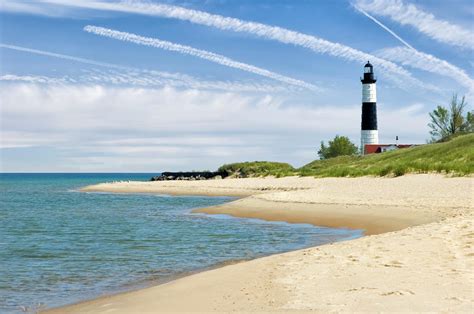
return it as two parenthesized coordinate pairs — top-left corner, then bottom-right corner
(360, 61), (378, 154)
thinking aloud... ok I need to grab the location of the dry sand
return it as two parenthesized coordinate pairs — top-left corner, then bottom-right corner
(46, 175), (473, 313)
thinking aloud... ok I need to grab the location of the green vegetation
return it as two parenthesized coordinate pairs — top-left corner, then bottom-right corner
(218, 95), (473, 178)
(219, 134), (474, 178)
(218, 161), (296, 178)
(318, 135), (359, 159)
(302, 133), (473, 177)
(428, 94), (473, 142)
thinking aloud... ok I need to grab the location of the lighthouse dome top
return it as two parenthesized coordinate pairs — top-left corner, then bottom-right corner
(364, 61), (373, 73)
(361, 61), (376, 83)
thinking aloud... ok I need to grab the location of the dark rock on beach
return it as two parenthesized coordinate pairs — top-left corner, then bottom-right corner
(150, 171), (228, 181)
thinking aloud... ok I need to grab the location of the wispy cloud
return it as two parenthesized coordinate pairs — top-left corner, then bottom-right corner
(2, 0), (431, 91)
(0, 44), (293, 93)
(350, 6), (474, 91)
(84, 25), (319, 91)
(82, 69), (292, 93)
(0, 74), (69, 84)
(354, 0), (474, 49)
(0, 43), (212, 83)
(0, 43), (134, 70)
(376, 47), (474, 90)
(0, 71), (290, 93)
(0, 1), (67, 17)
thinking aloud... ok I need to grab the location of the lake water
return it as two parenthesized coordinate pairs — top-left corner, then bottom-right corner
(0, 173), (362, 313)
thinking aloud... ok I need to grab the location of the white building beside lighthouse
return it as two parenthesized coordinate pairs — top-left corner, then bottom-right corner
(360, 61), (378, 154)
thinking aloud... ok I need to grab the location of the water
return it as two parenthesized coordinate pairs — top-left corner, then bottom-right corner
(0, 173), (362, 313)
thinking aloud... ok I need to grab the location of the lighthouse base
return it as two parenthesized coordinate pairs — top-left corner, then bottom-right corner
(361, 130), (378, 155)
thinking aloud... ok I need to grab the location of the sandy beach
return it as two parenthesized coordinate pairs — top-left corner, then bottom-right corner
(47, 175), (473, 313)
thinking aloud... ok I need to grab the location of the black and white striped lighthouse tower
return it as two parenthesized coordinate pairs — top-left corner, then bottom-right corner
(360, 61), (378, 154)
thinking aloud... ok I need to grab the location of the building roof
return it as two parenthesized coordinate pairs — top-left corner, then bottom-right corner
(364, 144), (416, 154)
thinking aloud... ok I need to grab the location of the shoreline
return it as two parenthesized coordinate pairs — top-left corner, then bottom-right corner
(45, 175), (473, 312)
(44, 256), (251, 314)
(44, 232), (362, 314)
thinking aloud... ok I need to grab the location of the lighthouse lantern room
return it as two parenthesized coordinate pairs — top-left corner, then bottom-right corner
(360, 61), (378, 154)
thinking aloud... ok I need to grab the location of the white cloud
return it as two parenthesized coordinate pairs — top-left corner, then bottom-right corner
(0, 82), (430, 171)
(355, 0), (474, 49)
(84, 25), (319, 91)
(0, 44), (292, 93)
(0, 71), (289, 93)
(0, 1), (68, 17)
(352, 5), (473, 92)
(0, 131), (68, 148)
(0, 43), (132, 70)
(0, 0), (432, 91)
(376, 47), (474, 90)
(0, 74), (68, 84)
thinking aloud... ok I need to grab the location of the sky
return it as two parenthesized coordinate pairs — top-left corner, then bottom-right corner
(0, 0), (473, 172)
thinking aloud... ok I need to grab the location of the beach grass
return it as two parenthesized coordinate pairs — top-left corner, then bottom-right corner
(300, 133), (473, 177)
(218, 161), (296, 178)
(219, 133), (474, 177)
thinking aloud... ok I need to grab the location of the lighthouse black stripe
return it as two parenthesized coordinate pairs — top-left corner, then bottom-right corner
(361, 102), (377, 130)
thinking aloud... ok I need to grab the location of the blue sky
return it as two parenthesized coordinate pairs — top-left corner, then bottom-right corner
(1, 0), (473, 172)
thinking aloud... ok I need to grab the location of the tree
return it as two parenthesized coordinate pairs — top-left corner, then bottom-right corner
(428, 94), (473, 142)
(318, 135), (358, 160)
(466, 111), (474, 133)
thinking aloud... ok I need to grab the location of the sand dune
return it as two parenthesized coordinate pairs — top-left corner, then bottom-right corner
(46, 174), (473, 313)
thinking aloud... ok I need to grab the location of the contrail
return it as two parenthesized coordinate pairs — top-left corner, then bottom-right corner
(84, 25), (319, 91)
(0, 43), (133, 71)
(351, 5), (474, 90)
(376, 47), (474, 90)
(353, 6), (414, 50)
(354, 0), (474, 50)
(29, 0), (429, 90)
(0, 43), (289, 92)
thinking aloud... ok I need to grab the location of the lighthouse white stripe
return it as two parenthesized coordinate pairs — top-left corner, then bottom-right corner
(362, 83), (377, 103)
(361, 130), (379, 154)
